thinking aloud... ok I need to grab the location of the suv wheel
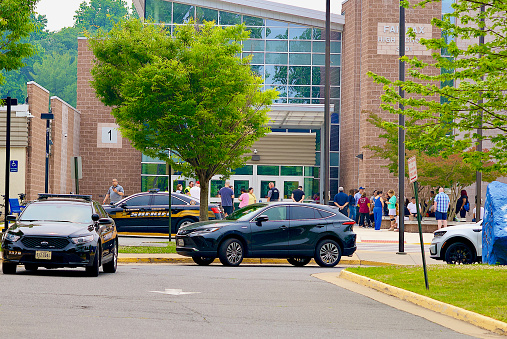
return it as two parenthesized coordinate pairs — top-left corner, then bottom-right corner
(287, 257), (311, 267)
(86, 246), (101, 277)
(103, 240), (118, 273)
(192, 257), (215, 266)
(445, 242), (476, 264)
(314, 239), (341, 267)
(2, 262), (17, 274)
(218, 239), (244, 266)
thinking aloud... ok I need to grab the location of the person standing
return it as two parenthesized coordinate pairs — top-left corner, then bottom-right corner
(472, 198), (484, 222)
(103, 178), (125, 205)
(387, 189), (397, 231)
(333, 187), (349, 216)
(455, 190), (469, 219)
(184, 181), (194, 196)
(373, 190), (384, 230)
(357, 192), (370, 228)
(189, 181), (201, 200)
(247, 187), (257, 205)
(175, 184), (183, 194)
(354, 187), (363, 223)
(238, 188), (249, 209)
(267, 182), (280, 202)
(291, 186), (305, 203)
(369, 190), (377, 226)
(219, 181), (235, 216)
(348, 189), (356, 221)
(434, 187), (450, 229)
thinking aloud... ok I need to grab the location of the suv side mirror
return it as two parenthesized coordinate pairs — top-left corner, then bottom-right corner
(255, 215), (269, 226)
(92, 214), (100, 222)
(98, 217), (113, 224)
(6, 215), (17, 222)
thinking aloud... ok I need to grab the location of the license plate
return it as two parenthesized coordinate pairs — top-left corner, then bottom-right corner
(35, 251), (52, 260)
(177, 239), (184, 247)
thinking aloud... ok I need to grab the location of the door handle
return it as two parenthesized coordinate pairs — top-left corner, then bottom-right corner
(279, 225), (288, 230)
(316, 225), (325, 228)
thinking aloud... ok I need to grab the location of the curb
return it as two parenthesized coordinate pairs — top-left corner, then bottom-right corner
(118, 256), (397, 266)
(339, 270), (507, 336)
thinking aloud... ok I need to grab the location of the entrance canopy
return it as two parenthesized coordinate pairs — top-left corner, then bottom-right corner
(268, 104), (333, 129)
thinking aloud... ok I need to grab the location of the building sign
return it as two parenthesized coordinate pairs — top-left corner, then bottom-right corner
(97, 123), (122, 148)
(9, 160), (18, 173)
(408, 156), (418, 183)
(377, 23), (432, 56)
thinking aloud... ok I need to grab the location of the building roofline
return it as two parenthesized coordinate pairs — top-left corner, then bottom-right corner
(50, 96), (81, 114)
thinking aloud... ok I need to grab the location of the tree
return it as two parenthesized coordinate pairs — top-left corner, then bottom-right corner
(368, 0), (507, 173)
(74, 0), (130, 32)
(0, 0), (38, 85)
(89, 19), (277, 220)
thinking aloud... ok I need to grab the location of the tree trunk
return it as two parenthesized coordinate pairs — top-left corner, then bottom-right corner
(199, 178), (210, 221)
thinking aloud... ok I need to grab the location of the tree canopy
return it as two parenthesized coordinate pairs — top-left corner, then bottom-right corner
(368, 0), (507, 174)
(89, 19), (277, 220)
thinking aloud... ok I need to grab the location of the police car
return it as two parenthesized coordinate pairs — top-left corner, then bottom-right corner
(103, 190), (223, 234)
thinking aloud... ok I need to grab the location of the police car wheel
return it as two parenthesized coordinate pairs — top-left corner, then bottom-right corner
(2, 262), (17, 274)
(177, 218), (196, 229)
(192, 256), (215, 266)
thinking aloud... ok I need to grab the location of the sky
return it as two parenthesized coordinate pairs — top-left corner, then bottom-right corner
(36, 0), (342, 32)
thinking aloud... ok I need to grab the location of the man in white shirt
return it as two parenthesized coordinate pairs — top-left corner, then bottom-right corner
(473, 206), (484, 222)
(189, 181), (201, 200)
(407, 197), (421, 220)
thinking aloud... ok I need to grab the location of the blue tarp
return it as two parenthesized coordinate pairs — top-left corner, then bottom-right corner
(483, 181), (507, 265)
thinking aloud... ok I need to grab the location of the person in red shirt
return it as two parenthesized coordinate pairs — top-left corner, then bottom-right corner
(357, 192), (371, 228)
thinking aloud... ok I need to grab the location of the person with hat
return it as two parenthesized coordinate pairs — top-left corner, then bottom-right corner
(189, 181), (201, 200)
(333, 187), (349, 216)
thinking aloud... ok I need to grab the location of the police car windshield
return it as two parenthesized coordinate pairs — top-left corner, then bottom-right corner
(226, 203), (267, 221)
(19, 203), (93, 223)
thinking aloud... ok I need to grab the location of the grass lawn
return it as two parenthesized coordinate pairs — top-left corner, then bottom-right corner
(346, 265), (507, 323)
(119, 242), (177, 254)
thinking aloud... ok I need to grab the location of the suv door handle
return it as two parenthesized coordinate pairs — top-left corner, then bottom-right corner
(316, 225), (325, 228)
(279, 225), (288, 230)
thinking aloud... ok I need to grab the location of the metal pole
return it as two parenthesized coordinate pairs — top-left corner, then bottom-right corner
(4, 97), (12, 231)
(397, 1), (406, 254)
(323, 0), (331, 205)
(74, 157), (80, 194)
(168, 155), (172, 242)
(45, 119), (50, 193)
(475, 5), (485, 221)
(414, 181), (429, 290)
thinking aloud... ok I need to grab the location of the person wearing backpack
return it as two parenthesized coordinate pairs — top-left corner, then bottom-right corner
(456, 190), (469, 219)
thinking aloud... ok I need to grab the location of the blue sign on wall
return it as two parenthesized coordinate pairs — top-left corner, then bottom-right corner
(9, 160), (18, 172)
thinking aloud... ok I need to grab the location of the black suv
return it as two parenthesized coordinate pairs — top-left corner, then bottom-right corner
(1, 194), (118, 276)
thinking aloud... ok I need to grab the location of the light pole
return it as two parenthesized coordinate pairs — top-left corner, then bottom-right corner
(323, 0), (331, 205)
(41, 111), (54, 193)
(2, 97), (17, 231)
(397, 0), (406, 254)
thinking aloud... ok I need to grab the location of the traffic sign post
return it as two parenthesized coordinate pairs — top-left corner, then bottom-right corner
(408, 156), (429, 290)
(3, 97), (17, 231)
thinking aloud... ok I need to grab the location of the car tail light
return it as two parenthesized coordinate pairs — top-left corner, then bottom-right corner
(211, 207), (220, 214)
(343, 221), (355, 225)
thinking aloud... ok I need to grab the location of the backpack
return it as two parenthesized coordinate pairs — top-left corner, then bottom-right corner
(464, 201), (470, 212)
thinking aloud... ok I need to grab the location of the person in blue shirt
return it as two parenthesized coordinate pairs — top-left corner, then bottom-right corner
(333, 187), (350, 216)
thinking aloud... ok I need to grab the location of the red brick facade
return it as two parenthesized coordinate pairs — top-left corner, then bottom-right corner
(77, 38), (141, 201)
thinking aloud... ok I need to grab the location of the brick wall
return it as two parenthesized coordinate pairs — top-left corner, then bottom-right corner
(26, 82), (50, 200)
(341, 0), (440, 197)
(77, 38), (141, 201)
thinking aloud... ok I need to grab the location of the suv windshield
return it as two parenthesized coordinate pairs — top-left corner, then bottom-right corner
(226, 203), (267, 221)
(19, 203), (93, 223)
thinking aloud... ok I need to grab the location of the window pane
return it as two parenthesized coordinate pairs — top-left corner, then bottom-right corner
(141, 163), (167, 175)
(171, 197), (186, 205)
(210, 180), (225, 197)
(288, 86), (310, 98)
(330, 125), (339, 151)
(312, 86), (322, 98)
(243, 15), (264, 26)
(243, 39), (264, 52)
(331, 67), (341, 86)
(125, 195), (152, 206)
(314, 31), (341, 40)
(266, 85), (287, 97)
(196, 7), (218, 23)
(152, 194), (171, 206)
(266, 27), (288, 39)
(313, 28), (322, 40)
(246, 27), (265, 39)
(173, 3), (194, 24)
(330, 179), (339, 197)
(312, 54), (341, 66)
(288, 66), (311, 85)
(265, 19), (288, 27)
(233, 165), (253, 175)
(289, 27), (312, 40)
(258, 165), (279, 176)
(288, 98), (310, 104)
(233, 180), (249, 197)
(331, 86), (341, 99)
(330, 152), (339, 166)
(304, 166), (313, 176)
(330, 166), (339, 178)
(250, 65), (264, 77)
(145, 0), (172, 23)
(219, 11), (241, 25)
(244, 52), (264, 64)
(265, 53), (288, 64)
(142, 154), (163, 162)
(312, 41), (341, 53)
(315, 130), (320, 151)
(312, 67), (323, 85)
(283, 181), (299, 199)
(290, 206), (315, 220)
(331, 112), (339, 123)
(289, 41), (311, 52)
(289, 53), (311, 65)
(266, 40), (288, 52)
(331, 41), (342, 53)
(141, 176), (168, 192)
(265, 65), (287, 84)
(281, 166), (303, 176)
(263, 206), (287, 221)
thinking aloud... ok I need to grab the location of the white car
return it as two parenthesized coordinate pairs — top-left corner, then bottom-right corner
(429, 221), (482, 264)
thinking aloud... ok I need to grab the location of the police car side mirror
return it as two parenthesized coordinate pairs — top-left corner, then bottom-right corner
(92, 214), (100, 222)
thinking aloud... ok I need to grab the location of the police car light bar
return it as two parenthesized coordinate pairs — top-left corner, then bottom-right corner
(38, 194), (92, 201)
(148, 188), (161, 193)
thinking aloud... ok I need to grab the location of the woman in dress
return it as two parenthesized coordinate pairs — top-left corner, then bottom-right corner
(373, 190), (384, 230)
(387, 189), (397, 231)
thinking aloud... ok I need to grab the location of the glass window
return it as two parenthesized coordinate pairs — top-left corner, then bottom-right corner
(330, 179), (339, 197)
(124, 195), (152, 207)
(246, 27), (265, 39)
(263, 206), (287, 221)
(265, 19), (288, 27)
(281, 166), (303, 176)
(315, 152), (320, 166)
(243, 15), (264, 26)
(289, 28), (313, 40)
(289, 53), (311, 65)
(245, 52), (264, 64)
(145, 0), (172, 23)
(330, 152), (340, 166)
(331, 67), (341, 86)
(210, 180), (225, 197)
(266, 85), (287, 97)
(330, 86), (341, 99)
(173, 3), (194, 24)
(304, 177), (317, 199)
(330, 125), (339, 151)
(250, 65), (264, 77)
(283, 181), (299, 199)
(312, 54), (341, 66)
(290, 206), (316, 220)
(243, 39), (264, 52)
(274, 97), (288, 103)
(316, 209), (333, 218)
(331, 41), (342, 53)
(312, 86), (322, 98)
(142, 154), (163, 162)
(233, 165), (253, 175)
(313, 41), (341, 53)
(265, 65), (287, 85)
(312, 67), (323, 85)
(290, 41), (311, 53)
(288, 86), (310, 98)
(266, 27), (288, 39)
(171, 196), (187, 205)
(330, 166), (339, 178)
(258, 165), (279, 176)
(196, 7), (218, 23)
(288, 98), (310, 104)
(304, 166), (313, 177)
(233, 180), (249, 198)
(288, 66), (311, 85)
(141, 163), (167, 175)
(219, 11), (240, 25)
(315, 130), (320, 151)
(141, 176), (168, 192)
(265, 53), (287, 64)
(152, 194), (171, 206)
(260, 180), (273, 199)
(266, 40), (288, 52)
(331, 112), (339, 124)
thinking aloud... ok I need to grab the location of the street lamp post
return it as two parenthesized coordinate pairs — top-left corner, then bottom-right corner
(41, 112), (54, 193)
(3, 97), (17, 231)
(398, 0), (406, 254)
(323, 0), (331, 205)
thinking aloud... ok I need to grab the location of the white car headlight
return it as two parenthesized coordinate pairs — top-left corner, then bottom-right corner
(192, 227), (221, 234)
(4, 233), (21, 242)
(433, 231), (447, 238)
(71, 235), (94, 244)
